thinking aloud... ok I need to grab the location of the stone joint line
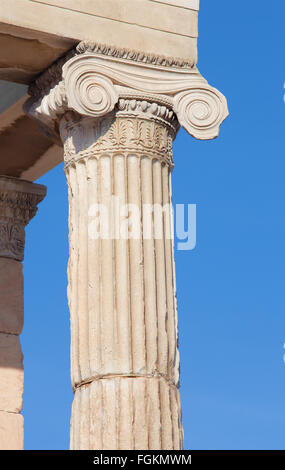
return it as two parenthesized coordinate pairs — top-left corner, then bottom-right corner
(73, 373), (179, 391)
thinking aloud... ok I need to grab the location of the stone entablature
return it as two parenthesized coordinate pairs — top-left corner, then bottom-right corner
(0, 0), (199, 83)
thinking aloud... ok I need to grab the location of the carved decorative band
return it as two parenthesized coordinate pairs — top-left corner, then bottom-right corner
(60, 113), (174, 169)
(117, 98), (179, 134)
(76, 41), (195, 69)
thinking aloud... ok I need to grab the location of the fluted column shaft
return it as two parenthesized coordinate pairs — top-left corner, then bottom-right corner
(60, 99), (183, 450)
(0, 176), (46, 450)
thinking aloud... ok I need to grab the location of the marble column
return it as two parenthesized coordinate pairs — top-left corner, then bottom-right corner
(0, 176), (46, 450)
(25, 41), (228, 450)
(61, 100), (183, 450)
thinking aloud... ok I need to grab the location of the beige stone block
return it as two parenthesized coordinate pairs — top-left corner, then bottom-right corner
(0, 411), (23, 450)
(152, 0), (199, 9)
(0, 333), (23, 413)
(0, 258), (23, 335)
(32, 0), (198, 37)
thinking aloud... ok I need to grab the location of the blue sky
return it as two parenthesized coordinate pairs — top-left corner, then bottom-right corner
(22, 1), (285, 450)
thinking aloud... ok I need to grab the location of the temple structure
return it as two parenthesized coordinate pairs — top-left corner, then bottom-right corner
(0, 1), (228, 449)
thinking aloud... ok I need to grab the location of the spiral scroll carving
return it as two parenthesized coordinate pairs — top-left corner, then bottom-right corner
(173, 86), (229, 140)
(26, 50), (229, 141)
(63, 60), (119, 118)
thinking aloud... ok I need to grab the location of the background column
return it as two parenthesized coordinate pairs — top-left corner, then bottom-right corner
(0, 176), (46, 450)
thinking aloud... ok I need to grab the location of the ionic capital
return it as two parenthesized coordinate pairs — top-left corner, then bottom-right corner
(0, 177), (46, 261)
(25, 41), (229, 141)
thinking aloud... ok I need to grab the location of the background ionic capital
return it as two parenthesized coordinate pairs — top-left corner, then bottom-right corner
(0, 176), (46, 261)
